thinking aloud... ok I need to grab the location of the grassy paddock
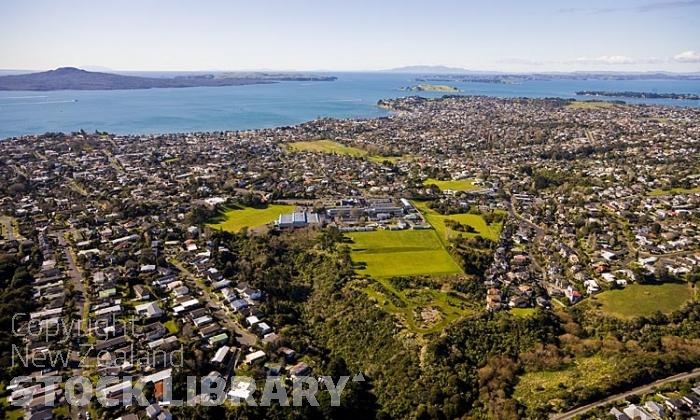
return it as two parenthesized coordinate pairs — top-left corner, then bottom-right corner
(510, 307), (537, 318)
(423, 178), (480, 192)
(567, 101), (616, 109)
(286, 139), (404, 163)
(593, 282), (693, 318)
(514, 355), (618, 410)
(207, 204), (295, 232)
(413, 201), (504, 242)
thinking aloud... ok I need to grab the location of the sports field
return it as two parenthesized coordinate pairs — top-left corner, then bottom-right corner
(207, 205), (295, 232)
(347, 229), (463, 278)
(287, 139), (367, 156)
(286, 139), (404, 163)
(423, 178), (480, 192)
(566, 101), (616, 110)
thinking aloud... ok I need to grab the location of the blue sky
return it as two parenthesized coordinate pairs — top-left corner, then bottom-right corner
(0, 0), (698, 72)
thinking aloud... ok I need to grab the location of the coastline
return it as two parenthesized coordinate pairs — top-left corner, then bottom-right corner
(2, 74), (700, 139)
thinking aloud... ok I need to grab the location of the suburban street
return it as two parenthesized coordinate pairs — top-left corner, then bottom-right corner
(56, 230), (89, 420)
(57, 230), (87, 317)
(167, 257), (258, 346)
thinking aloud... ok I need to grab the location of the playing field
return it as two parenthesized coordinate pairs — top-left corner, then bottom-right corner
(566, 100), (616, 110)
(594, 283), (694, 318)
(423, 178), (480, 192)
(413, 201), (504, 242)
(347, 229), (463, 278)
(207, 205), (295, 232)
(286, 139), (404, 163)
(287, 139), (367, 156)
(648, 186), (700, 196)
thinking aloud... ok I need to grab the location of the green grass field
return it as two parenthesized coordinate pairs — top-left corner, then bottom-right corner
(648, 186), (700, 196)
(423, 178), (480, 192)
(287, 139), (367, 156)
(208, 204), (295, 232)
(514, 355), (618, 410)
(286, 139), (403, 163)
(593, 283), (693, 318)
(347, 229), (463, 278)
(510, 307), (537, 318)
(566, 101), (616, 109)
(413, 201), (504, 242)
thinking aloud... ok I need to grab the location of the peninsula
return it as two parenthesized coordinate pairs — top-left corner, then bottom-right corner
(576, 90), (700, 100)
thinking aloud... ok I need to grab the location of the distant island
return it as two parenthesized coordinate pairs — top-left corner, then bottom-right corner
(384, 66), (700, 82)
(0, 67), (337, 91)
(401, 84), (460, 93)
(576, 90), (700, 100)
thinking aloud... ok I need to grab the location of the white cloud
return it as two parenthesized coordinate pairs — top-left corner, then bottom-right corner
(576, 55), (636, 64)
(673, 50), (700, 63)
(564, 55), (664, 65)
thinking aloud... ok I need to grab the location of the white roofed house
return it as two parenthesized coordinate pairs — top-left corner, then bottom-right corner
(583, 279), (600, 294)
(221, 288), (236, 303)
(141, 264), (157, 273)
(244, 349), (266, 365)
(211, 345), (230, 364)
(246, 315), (260, 327)
(256, 322), (272, 336)
(135, 302), (164, 320)
(193, 315), (213, 327)
(228, 376), (256, 401)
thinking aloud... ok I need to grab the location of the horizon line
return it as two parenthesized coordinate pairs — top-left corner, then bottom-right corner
(1, 66), (700, 75)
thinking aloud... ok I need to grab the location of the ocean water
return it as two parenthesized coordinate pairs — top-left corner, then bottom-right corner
(1, 73), (699, 139)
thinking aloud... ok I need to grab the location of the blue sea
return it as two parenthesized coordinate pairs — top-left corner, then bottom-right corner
(1, 73), (699, 139)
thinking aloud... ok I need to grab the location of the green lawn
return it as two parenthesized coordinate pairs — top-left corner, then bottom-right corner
(413, 201), (504, 242)
(423, 178), (481, 192)
(566, 100), (616, 110)
(510, 307), (537, 318)
(593, 283), (694, 318)
(347, 229), (463, 278)
(164, 319), (179, 334)
(207, 204), (295, 232)
(286, 139), (404, 163)
(648, 186), (700, 196)
(287, 139), (367, 156)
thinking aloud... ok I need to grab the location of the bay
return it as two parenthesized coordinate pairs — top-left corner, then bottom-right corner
(1, 73), (699, 139)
